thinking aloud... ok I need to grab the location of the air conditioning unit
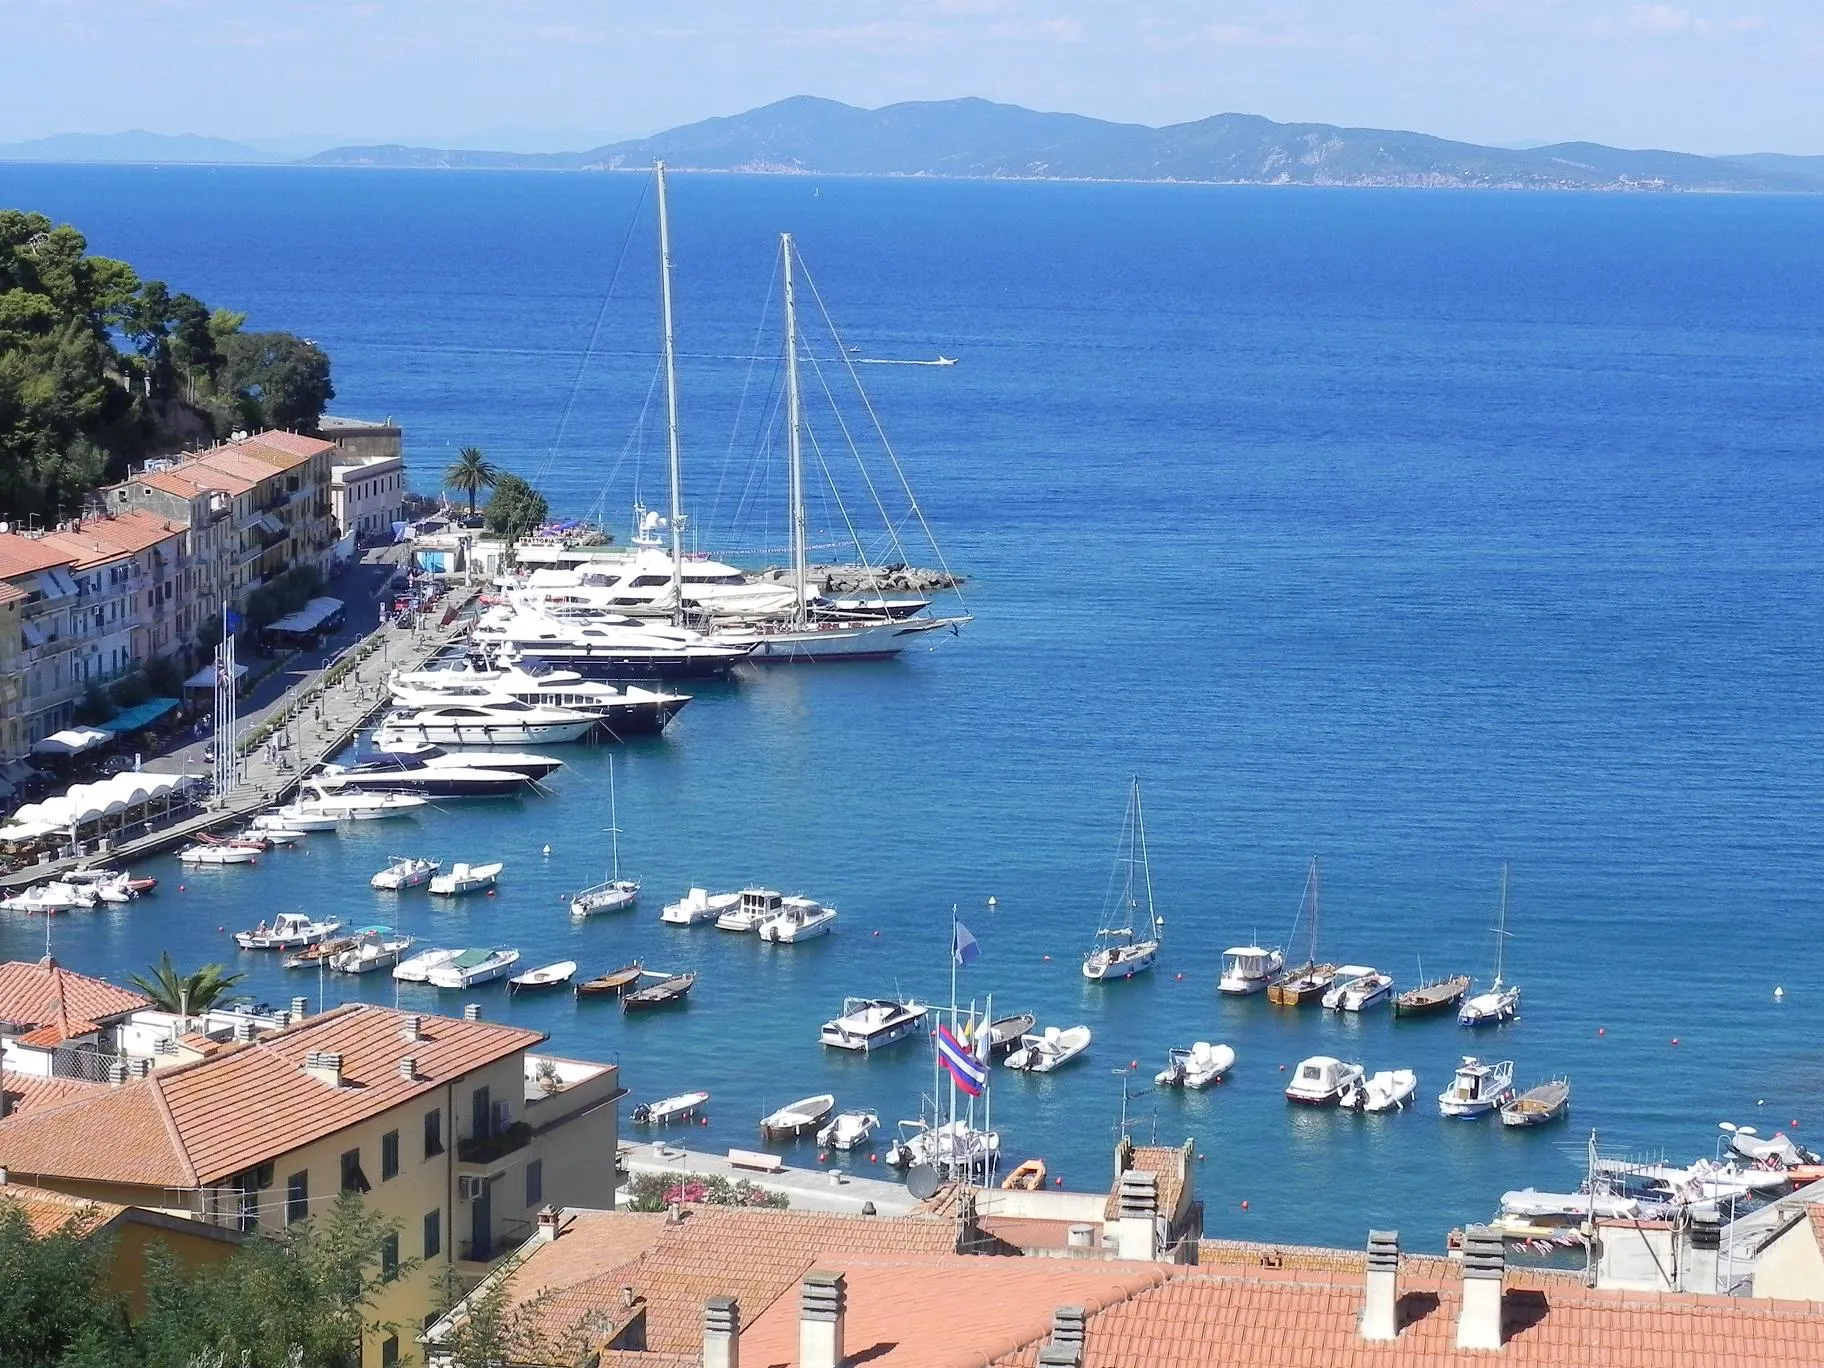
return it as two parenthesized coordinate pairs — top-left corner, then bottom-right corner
(459, 1175), (488, 1202)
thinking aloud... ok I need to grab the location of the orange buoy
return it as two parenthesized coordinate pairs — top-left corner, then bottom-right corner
(1053, 1176), (1063, 1186)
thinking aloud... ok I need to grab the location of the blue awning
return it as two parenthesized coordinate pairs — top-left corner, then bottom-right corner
(98, 697), (181, 734)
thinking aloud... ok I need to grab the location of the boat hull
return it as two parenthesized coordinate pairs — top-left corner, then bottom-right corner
(1082, 941), (1158, 980)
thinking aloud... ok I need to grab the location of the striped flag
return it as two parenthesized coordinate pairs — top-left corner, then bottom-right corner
(952, 921), (981, 967)
(936, 1023), (988, 1097)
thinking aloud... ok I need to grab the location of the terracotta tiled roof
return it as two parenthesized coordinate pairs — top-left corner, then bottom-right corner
(1104, 1141), (1191, 1222)
(36, 511), (182, 569)
(980, 1213), (1104, 1250)
(12, 1019), (100, 1048)
(0, 1004), (546, 1188)
(190, 449), (286, 487)
(0, 581), (27, 606)
(0, 1073), (101, 1117)
(137, 466), (252, 499)
(0, 539), (77, 581)
(0, 1181), (125, 1237)
(0, 957), (148, 1032)
(739, 1254), (1173, 1368)
(238, 431), (335, 462)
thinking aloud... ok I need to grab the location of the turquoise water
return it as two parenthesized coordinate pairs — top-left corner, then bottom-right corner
(4, 165), (1824, 1247)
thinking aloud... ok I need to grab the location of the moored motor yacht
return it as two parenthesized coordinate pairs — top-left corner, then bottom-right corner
(1322, 967), (1395, 1013)
(660, 887), (737, 926)
(428, 861), (502, 896)
(819, 997), (928, 1051)
(178, 842), (259, 866)
(235, 912), (343, 951)
(1437, 1056), (1516, 1118)
(330, 926), (415, 974)
(385, 664), (688, 737)
(470, 605), (752, 680)
(1155, 1041), (1235, 1089)
(313, 753), (530, 798)
(1004, 1025), (1092, 1073)
(426, 947), (521, 989)
(372, 737), (566, 780)
(1285, 1055), (1366, 1106)
(757, 895), (837, 943)
(297, 788), (428, 820)
(371, 856), (439, 891)
(259, 804), (341, 832)
(376, 699), (598, 747)
(716, 887), (782, 932)
(1218, 945), (1285, 995)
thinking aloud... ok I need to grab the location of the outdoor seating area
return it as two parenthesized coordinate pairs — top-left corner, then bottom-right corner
(0, 771), (203, 864)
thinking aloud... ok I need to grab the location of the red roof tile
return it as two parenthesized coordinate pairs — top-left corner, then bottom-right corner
(0, 957), (148, 1032)
(0, 1074), (102, 1117)
(0, 538), (77, 581)
(238, 430), (335, 461)
(13, 1019), (100, 1049)
(136, 466), (252, 499)
(0, 1181), (125, 1237)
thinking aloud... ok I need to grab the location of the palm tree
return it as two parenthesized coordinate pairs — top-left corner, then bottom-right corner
(129, 952), (245, 1015)
(444, 447), (499, 518)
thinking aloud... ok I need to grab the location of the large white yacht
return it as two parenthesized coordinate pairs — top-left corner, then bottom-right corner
(375, 699), (598, 746)
(470, 605), (751, 680)
(387, 658), (689, 735)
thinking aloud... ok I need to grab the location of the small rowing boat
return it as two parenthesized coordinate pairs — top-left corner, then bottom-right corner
(575, 962), (643, 998)
(1394, 974), (1472, 1018)
(622, 971), (695, 1012)
(508, 960), (577, 993)
(760, 1093), (836, 1139)
(1501, 1078), (1571, 1128)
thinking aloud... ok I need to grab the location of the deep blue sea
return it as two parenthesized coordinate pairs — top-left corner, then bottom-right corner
(4, 164), (1823, 1249)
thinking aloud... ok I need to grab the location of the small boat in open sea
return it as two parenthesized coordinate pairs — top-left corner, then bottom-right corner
(392, 947), (460, 983)
(235, 913), (343, 951)
(1394, 973), (1472, 1018)
(1501, 1078), (1571, 1127)
(985, 1012), (1036, 1057)
(575, 962), (643, 998)
(1350, 1068), (1419, 1113)
(632, 1090), (709, 1125)
(1268, 857), (1335, 1006)
(760, 1093), (837, 1139)
(570, 757), (640, 916)
(330, 926), (414, 974)
(757, 896), (837, 942)
(622, 970), (696, 1012)
(371, 856), (439, 891)
(661, 887), (738, 926)
(820, 996), (928, 1051)
(716, 886), (782, 933)
(1322, 967), (1394, 1013)
(1218, 944), (1285, 995)
(1005, 1025), (1092, 1073)
(429, 861), (502, 896)
(1081, 778), (1163, 981)
(426, 946), (520, 989)
(1459, 866), (1521, 1027)
(283, 933), (358, 970)
(1438, 1056), (1515, 1118)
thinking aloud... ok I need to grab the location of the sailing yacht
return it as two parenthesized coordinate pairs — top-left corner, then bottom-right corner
(1458, 864), (1522, 1027)
(1081, 778), (1162, 981)
(569, 757), (640, 917)
(1266, 857), (1337, 1006)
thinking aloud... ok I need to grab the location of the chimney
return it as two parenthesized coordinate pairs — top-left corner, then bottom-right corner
(536, 1205), (562, 1242)
(798, 1270), (846, 1368)
(1683, 1210), (1722, 1294)
(1456, 1225), (1505, 1351)
(703, 1295), (740, 1368)
(398, 1057), (418, 1082)
(1362, 1229), (1400, 1340)
(303, 1050), (344, 1087)
(233, 1018), (256, 1043)
(1116, 1169), (1159, 1261)
(1067, 1223), (1096, 1249)
(1037, 1305), (1085, 1366)
(400, 1014), (423, 1042)
(463, 1004), (482, 1021)
(290, 996), (309, 1020)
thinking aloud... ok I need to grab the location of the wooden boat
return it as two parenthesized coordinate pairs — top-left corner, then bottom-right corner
(508, 960), (578, 993)
(1500, 1079), (1571, 1128)
(1268, 858), (1333, 1006)
(985, 1012), (1036, 1057)
(760, 1093), (837, 1139)
(1002, 1159), (1048, 1191)
(282, 934), (358, 969)
(1394, 974), (1472, 1018)
(622, 971), (696, 1012)
(575, 961), (643, 998)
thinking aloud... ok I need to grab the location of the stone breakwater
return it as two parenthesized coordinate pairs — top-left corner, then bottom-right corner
(755, 563), (965, 593)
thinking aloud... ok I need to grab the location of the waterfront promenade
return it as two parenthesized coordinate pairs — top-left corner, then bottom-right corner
(617, 1141), (921, 1216)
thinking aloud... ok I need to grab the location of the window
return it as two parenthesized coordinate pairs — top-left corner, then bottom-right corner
(525, 1159), (543, 1209)
(380, 1233), (399, 1283)
(381, 1129), (400, 1181)
(340, 1147), (369, 1193)
(471, 1085), (491, 1141)
(380, 1333), (399, 1367)
(286, 1170), (309, 1225)
(424, 1107), (443, 1157)
(423, 1208), (441, 1260)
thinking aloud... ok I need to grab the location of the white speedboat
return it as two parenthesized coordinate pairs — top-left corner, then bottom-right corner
(179, 842), (259, 866)
(1437, 1056), (1516, 1118)
(508, 960), (577, 993)
(426, 947), (521, 989)
(506, 534), (800, 620)
(1005, 1025), (1092, 1073)
(60, 869), (136, 904)
(1285, 1055), (1366, 1106)
(816, 1110), (879, 1151)
(1322, 967), (1395, 1013)
(372, 737), (567, 781)
(819, 997), (928, 1051)
(1155, 1041), (1235, 1089)
(330, 926), (414, 974)
(1500, 1190), (1642, 1225)
(1353, 1068), (1419, 1113)
(1460, 865), (1522, 1026)
(630, 1090), (709, 1125)
(393, 947), (461, 983)
(760, 1093), (837, 1139)
(757, 896), (837, 942)
(260, 805), (340, 832)
(1218, 945), (1285, 995)
(428, 861), (503, 896)
(884, 1118), (1001, 1176)
(660, 887), (737, 925)
(235, 912), (343, 951)
(371, 856), (439, 891)
(298, 788), (428, 820)
(2, 880), (91, 913)
(1082, 777), (1163, 981)
(716, 886), (782, 932)
(376, 699), (598, 746)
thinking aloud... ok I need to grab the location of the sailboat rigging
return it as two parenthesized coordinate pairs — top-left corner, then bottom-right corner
(1082, 778), (1162, 981)
(1458, 863), (1521, 1027)
(1267, 857), (1337, 1006)
(569, 757), (640, 917)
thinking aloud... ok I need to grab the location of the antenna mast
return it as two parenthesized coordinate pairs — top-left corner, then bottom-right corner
(655, 162), (686, 627)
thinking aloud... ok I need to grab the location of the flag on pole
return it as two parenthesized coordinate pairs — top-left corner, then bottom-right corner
(952, 921), (981, 967)
(225, 609), (244, 633)
(936, 1024), (988, 1097)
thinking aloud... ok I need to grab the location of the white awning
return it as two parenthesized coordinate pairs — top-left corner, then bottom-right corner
(264, 596), (345, 635)
(256, 512), (288, 536)
(184, 661), (249, 689)
(31, 726), (113, 757)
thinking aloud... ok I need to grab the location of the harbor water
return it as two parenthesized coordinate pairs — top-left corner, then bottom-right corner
(4, 165), (1823, 1248)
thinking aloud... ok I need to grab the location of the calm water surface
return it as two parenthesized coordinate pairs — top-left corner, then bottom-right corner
(4, 164), (1823, 1247)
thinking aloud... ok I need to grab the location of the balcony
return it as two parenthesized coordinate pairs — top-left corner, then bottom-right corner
(457, 1218), (529, 1266)
(456, 1121), (531, 1167)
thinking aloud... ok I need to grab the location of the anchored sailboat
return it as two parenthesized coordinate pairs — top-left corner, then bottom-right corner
(570, 756), (639, 917)
(1458, 863), (1522, 1027)
(1082, 777), (1162, 981)
(1267, 857), (1336, 1006)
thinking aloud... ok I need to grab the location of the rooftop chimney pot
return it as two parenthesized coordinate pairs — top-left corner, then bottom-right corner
(799, 1270), (846, 1368)
(1362, 1229), (1400, 1341)
(398, 1057), (418, 1082)
(289, 996), (308, 1019)
(1051, 1305), (1087, 1349)
(303, 1050), (344, 1088)
(463, 1004), (481, 1021)
(401, 1014), (422, 1042)
(1456, 1225), (1506, 1351)
(704, 1295), (740, 1368)
(1116, 1170), (1160, 1260)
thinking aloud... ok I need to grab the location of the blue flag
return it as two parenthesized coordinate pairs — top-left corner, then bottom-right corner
(225, 609), (244, 632)
(952, 921), (981, 967)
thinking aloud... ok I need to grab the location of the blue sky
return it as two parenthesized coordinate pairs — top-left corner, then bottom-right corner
(2, 0), (1818, 154)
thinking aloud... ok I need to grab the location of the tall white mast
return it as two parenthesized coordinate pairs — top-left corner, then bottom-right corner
(781, 233), (808, 626)
(655, 162), (686, 627)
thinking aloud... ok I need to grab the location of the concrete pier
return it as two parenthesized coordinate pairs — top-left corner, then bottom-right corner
(617, 1142), (922, 1216)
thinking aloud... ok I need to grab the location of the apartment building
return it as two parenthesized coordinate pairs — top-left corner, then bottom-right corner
(321, 416), (407, 544)
(0, 1002), (622, 1368)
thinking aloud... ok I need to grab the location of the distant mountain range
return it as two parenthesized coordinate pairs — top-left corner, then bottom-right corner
(9, 101), (1824, 191)
(0, 130), (279, 163)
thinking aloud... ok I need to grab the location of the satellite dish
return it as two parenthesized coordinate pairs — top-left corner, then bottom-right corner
(905, 1163), (942, 1201)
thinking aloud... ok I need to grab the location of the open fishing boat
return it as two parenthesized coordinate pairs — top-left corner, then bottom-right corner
(1437, 1056), (1515, 1118)
(1322, 968), (1395, 1013)
(330, 926), (414, 974)
(428, 861), (502, 896)
(1002, 1159), (1048, 1191)
(1501, 1079), (1571, 1128)
(426, 947), (520, 989)
(622, 970), (695, 1012)
(1004, 1025), (1092, 1073)
(283, 934), (358, 970)
(760, 1093), (836, 1139)
(1155, 1041), (1235, 1089)
(235, 913), (343, 951)
(1394, 974), (1472, 1018)
(392, 947), (461, 983)
(508, 960), (578, 993)
(1081, 778), (1163, 981)
(575, 962), (643, 998)
(985, 1013), (1036, 1057)
(631, 1090), (709, 1125)
(816, 1110), (879, 1151)
(371, 856), (439, 891)
(1267, 857), (1336, 1006)
(570, 756), (640, 916)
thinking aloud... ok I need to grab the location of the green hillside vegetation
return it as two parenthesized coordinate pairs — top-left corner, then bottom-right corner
(0, 209), (334, 523)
